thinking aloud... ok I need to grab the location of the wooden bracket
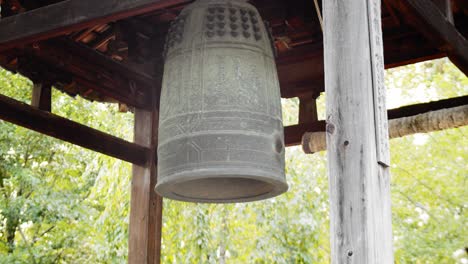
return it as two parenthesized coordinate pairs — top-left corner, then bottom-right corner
(298, 92), (320, 124)
(31, 82), (52, 112)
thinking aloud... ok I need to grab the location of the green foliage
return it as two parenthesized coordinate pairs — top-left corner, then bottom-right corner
(0, 70), (133, 263)
(0, 58), (466, 263)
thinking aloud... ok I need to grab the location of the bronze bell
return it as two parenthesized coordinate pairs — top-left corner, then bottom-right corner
(156, 0), (287, 203)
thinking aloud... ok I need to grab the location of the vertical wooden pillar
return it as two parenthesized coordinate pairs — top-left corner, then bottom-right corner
(298, 93), (318, 124)
(31, 82), (52, 112)
(323, 0), (394, 263)
(128, 108), (163, 264)
(126, 23), (165, 264)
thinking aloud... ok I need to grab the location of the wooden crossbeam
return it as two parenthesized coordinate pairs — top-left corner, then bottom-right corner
(0, 0), (190, 52)
(302, 104), (468, 153)
(0, 93), (150, 165)
(284, 121), (326, 147)
(23, 39), (155, 109)
(284, 95), (468, 146)
(387, 0), (468, 75)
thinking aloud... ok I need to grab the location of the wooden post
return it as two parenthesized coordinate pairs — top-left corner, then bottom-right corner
(31, 82), (52, 112)
(298, 93), (318, 124)
(323, 0), (394, 263)
(128, 108), (163, 264)
(127, 25), (165, 263)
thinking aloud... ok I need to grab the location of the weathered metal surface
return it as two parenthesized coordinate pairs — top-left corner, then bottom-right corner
(156, 0), (287, 203)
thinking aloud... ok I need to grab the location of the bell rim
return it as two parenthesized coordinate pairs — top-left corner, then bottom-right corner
(155, 169), (288, 203)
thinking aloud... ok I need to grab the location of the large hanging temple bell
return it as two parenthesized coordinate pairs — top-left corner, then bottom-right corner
(156, 0), (287, 203)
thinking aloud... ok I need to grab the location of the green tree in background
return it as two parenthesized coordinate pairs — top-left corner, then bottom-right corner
(0, 58), (467, 263)
(0, 70), (134, 263)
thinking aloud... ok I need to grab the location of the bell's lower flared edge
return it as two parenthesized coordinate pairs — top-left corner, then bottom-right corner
(155, 168), (288, 203)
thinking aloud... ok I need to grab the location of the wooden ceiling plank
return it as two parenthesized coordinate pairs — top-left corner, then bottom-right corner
(0, 93), (150, 165)
(0, 0), (190, 52)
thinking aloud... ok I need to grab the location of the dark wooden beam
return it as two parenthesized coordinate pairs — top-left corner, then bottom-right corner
(22, 39), (155, 109)
(431, 0), (454, 24)
(276, 32), (444, 98)
(387, 0), (468, 75)
(0, 93), (150, 165)
(276, 43), (324, 98)
(0, 0), (190, 52)
(284, 120), (326, 147)
(284, 95), (468, 146)
(387, 94), (468, 119)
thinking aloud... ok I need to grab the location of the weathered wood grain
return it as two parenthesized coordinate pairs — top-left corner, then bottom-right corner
(128, 109), (163, 264)
(128, 51), (163, 263)
(302, 104), (468, 153)
(323, 0), (394, 263)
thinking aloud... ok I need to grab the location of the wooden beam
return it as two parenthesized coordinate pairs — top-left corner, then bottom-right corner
(323, 0), (393, 263)
(31, 82), (52, 112)
(387, 0), (468, 75)
(431, 0), (454, 24)
(302, 104), (468, 153)
(284, 120), (326, 147)
(387, 95), (468, 119)
(285, 95), (468, 146)
(22, 39), (155, 109)
(0, 93), (149, 165)
(0, 0), (190, 52)
(276, 32), (445, 98)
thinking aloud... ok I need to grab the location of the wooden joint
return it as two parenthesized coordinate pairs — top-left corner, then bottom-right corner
(298, 92), (320, 124)
(31, 81), (52, 112)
